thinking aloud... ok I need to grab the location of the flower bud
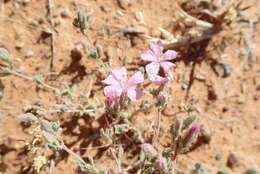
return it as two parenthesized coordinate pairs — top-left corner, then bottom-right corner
(181, 125), (200, 152)
(189, 125), (200, 135)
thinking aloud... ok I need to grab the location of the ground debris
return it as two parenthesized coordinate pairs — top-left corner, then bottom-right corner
(227, 153), (239, 169)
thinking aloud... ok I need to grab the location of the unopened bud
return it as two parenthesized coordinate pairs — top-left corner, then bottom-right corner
(181, 125), (200, 152)
(73, 8), (89, 35)
(141, 143), (158, 159)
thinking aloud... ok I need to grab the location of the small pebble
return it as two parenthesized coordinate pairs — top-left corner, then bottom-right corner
(222, 106), (229, 113)
(25, 50), (34, 58)
(215, 154), (222, 160)
(60, 7), (71, 18)
(23, 0), (32, 3)
(15, 41), (24, 49)
(100, 5), (110, 13)
(181, 83), (188, 90)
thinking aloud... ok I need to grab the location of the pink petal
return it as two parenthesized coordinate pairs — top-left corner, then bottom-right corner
(126, 87), (143, 101)
(141, 49), (157, 62)
(163, 50), (177, 60)
(160, 61), (176, 73)
(127, 71), (144, 86)
(111, 67), (127, 82)
(102, 74), (120, 85)
(150, 40), (163, 55)
(104, 85), (122, 99)
(145, 62), (160, 76)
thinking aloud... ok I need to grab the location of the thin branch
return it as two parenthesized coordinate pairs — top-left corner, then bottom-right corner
(0, 66), (59, 92)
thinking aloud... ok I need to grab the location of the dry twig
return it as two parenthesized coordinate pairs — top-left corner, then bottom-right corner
(47, 0), (56, 70)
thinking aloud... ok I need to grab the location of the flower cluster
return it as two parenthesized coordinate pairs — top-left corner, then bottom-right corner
(102, 41), (177, 102)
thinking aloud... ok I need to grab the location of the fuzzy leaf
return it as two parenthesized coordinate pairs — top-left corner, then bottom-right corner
(0, 48), (11, 64)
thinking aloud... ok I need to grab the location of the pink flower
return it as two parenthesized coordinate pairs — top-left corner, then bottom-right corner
(141, 40), (177, 84)
(102, 67), (144, 101)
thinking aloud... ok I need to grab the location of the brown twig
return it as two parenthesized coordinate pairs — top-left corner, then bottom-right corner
(47, 0), (56, 70)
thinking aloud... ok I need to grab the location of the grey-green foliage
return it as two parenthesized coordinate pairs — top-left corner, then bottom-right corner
(0, 47), (12, 73)
(0, 48), (11, 65)
(73, 8), (90, 35)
